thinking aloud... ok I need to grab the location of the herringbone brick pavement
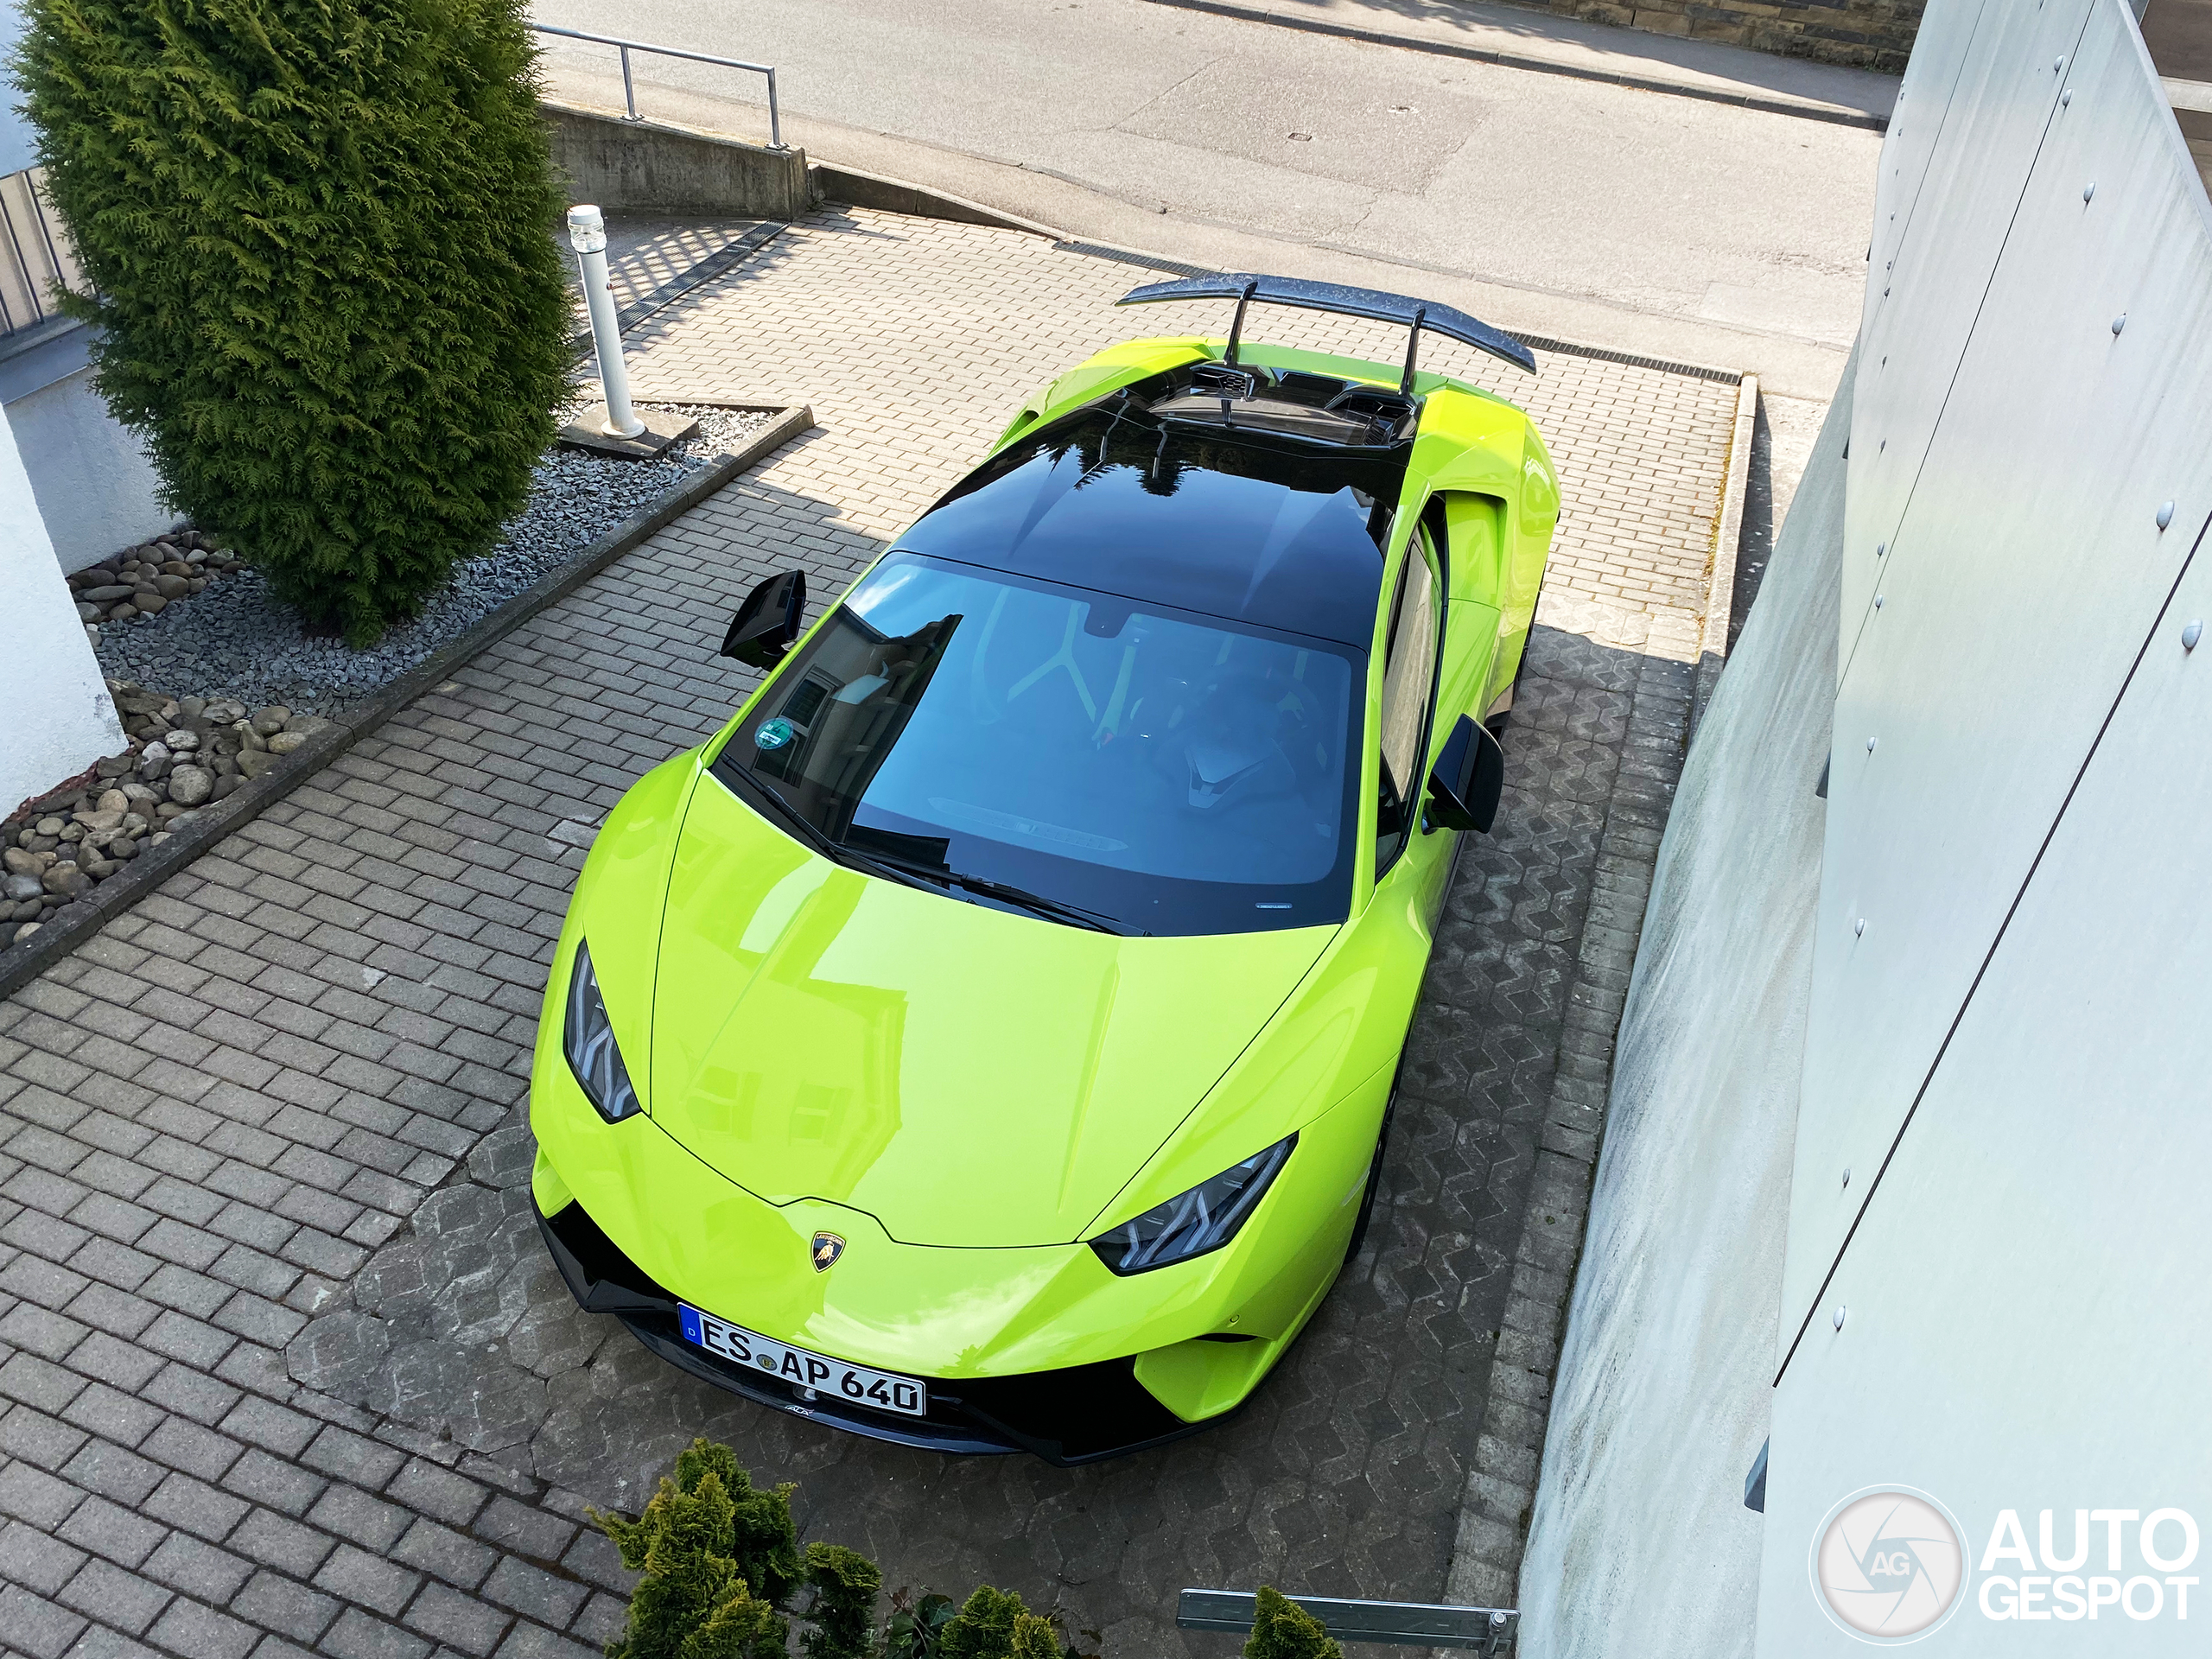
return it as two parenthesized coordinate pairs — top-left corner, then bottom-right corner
(0, 207), (1731, 1659)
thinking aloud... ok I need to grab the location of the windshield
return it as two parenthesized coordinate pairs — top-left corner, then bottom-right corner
(709, 553), (1362, 935)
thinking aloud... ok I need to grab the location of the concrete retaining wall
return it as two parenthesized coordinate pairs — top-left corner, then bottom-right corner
(543, 104), (809, 220)
(1502, 0), (1923, 73)
(1514, 362), (1847, 1659)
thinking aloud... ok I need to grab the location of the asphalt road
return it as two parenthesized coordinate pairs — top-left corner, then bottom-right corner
(525, 0), (1879, 400)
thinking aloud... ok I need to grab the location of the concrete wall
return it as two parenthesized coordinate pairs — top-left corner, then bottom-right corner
(543, 105), (810, 220)
(0, 396), (124, 815)
(8, 364), (175, 572)
(1497, 0), (1923, 73)
(1515, 366), (1847, 1658)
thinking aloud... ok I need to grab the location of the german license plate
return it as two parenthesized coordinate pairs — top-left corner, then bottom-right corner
(678, 1303), (926, 1417)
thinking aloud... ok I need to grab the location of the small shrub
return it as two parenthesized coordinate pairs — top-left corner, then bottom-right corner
(804, 1542), (885, 1659)
(18, 0), (572, 644)
(593, 1440), (801, 1659)
(1243, 1588), (1341, 1659)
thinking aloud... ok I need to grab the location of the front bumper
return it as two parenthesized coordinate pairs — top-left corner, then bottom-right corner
(535, 1195), (1211, 1465)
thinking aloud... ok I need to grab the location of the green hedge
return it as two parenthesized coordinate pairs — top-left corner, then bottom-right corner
(18, 0), (571, 644)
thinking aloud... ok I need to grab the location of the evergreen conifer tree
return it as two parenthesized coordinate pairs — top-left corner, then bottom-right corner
(17, 0), (571, 644)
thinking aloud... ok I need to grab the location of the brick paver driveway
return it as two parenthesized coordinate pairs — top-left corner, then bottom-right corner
(0, 209), (1733, 1659)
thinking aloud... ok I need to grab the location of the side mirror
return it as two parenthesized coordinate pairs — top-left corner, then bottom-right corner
(721, 569), (807, 670)
(1423, 714), (1505, 835)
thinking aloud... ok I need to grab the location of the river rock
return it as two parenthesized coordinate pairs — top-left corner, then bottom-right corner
(167, 766), (213, 806)
(41, 865), (89, 899)
(162, 729), (200, 752)
(250, 706), (291, 736)
(238, 749), (279, 781)
(35, 817), (62, 837)
(2, 848), (35, 876)
(266, 731), (308, 755)
(154, 573), (191, 599)
(132, 593), (167, 613)
(96, 789), (128, 815)
(3, 874), (39, 901)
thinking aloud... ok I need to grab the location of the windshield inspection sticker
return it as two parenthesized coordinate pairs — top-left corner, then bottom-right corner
(754, 718), (795, 750)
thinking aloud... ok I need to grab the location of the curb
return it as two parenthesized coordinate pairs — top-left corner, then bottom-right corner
(1140, 0), (1891, 130)
(1689, 372), (1759, 744)
(0, 404), (814, 1005)
(810, 162), (1066, 238)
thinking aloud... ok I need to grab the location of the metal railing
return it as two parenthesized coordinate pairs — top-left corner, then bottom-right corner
(1178, 1591), (1518, 1656)
(0, 167), (88, 340)
(529, 22), (783, 149)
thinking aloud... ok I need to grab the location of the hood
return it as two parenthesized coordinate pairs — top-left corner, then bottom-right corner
(642, 777), (1334, 1247)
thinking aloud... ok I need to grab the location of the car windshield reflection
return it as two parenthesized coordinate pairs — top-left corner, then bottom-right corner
(709, 552), (1362, 936)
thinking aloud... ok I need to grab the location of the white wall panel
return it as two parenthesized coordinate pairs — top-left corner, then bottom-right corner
(1842, 0), (2095, 668)
(1783, 0), (2212, 1351)
(1858, 0), (1992, 345)
(1756, 508), (2212, 1657)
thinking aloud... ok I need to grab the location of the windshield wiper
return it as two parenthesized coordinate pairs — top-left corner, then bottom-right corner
(855, 849), (1138, 936)
(943, 872), (1138, 936)
(715, 764), (1139, 932)
(715, 766), (950, 897)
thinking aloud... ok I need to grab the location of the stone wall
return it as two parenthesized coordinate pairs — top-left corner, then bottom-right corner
(1516, 0), (1924, 73)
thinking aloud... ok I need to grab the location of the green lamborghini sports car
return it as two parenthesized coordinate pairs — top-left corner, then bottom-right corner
(529, 274), (1559, 1464)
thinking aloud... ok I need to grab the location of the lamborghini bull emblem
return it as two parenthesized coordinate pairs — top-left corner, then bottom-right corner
(811, 1232), (845, 1272)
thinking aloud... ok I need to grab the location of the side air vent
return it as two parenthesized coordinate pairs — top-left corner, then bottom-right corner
(1189, 361), (1260, 399)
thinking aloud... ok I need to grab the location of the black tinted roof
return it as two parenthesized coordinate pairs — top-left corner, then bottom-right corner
(896, 401), (1405, 649)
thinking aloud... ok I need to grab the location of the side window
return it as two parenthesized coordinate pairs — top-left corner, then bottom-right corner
(1375, 528), (1444, 875)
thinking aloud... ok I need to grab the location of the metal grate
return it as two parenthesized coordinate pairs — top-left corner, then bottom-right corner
(0, 167), (87, 339)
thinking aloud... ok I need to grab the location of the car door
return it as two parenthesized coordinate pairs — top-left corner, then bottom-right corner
(1371, 524), (1456, 938)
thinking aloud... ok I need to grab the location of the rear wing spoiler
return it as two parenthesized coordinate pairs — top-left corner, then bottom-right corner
(1115, 272), (1536, 385)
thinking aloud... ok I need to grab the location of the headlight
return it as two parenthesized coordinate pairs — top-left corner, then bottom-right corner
(1089, 1135), (1295, 1275)
(563, 941), (642, 1123)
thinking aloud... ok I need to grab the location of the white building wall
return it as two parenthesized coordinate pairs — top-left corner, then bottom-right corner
(1514, 371), (1847, 1659)
(0, 0), (175, 570)
(0, 394), (124, 814)
(1521, 0), (2212, 1650)
(10, 364), (176, 570)
(1758, 0), (2212, 1649)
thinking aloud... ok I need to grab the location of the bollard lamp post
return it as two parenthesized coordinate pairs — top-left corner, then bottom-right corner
(567, 204), (645, 440)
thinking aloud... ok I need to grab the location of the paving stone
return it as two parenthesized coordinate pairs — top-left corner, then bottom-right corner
(0, 1582), (90, 1659)
(316, 1605), (436, 1659)
(0, 1514), (88, 1594)
(143, 1528), (257, 1602)
(230, 1567), (343, 1644)
(56, 1492), (167, 1568)
(56, 1555), (174, 1635)
(478, 1557), (588, 1628)
(231, 1506), (338, 1578)
(402, 1579), (513, 1657)
(147, 1593), (261, 1659)
(0, 1402), (90, 1469)
(142, 1468), (253, 1541)
(0, 1459), (87, 1529)
(312, 1541), (422, 1617)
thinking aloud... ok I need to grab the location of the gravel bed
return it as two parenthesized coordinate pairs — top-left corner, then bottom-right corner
(92, 404), (775, 714)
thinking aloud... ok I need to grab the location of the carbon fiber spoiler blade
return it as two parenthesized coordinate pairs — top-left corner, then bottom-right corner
(1115, 271), (1537, 376)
